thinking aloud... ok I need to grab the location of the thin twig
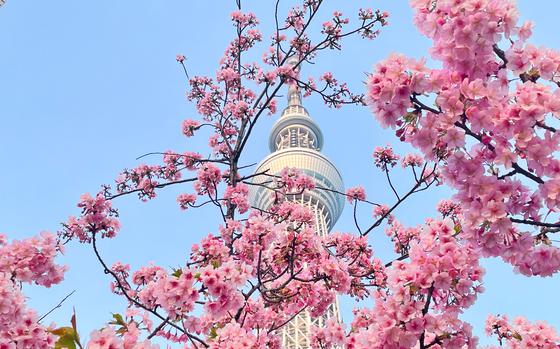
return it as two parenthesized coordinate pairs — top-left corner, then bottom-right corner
(38, 290), (76, 323)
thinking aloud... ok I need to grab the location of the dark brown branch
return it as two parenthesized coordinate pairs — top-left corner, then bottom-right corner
(352, 200), (362, 235)
(497, 169), (517, 180)
(107, 177), (198, 200)
(362, 164), (438, 236)
(38, 290), (76, 323)
(385, 168), (400, 200)
(493, 44), (508, 69)
(510, 218), (560, 228)
(535, 121), (557, 133)
(147, 317), (169, 339)
(384, 253), (409, 268)
(419, 285), (435, 349)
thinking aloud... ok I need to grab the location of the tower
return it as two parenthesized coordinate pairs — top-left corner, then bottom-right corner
(250, 59), (345, 349)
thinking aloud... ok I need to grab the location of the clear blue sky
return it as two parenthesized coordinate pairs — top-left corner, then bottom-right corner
(1, 0), (559, 346)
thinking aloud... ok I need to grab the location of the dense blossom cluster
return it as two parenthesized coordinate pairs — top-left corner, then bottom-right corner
(373, 204), (391, 220)
(345, 219), (484, 349)
(176, 193), (197, 210)
(367, 0), (560, 276)
(194, 163), (222, 196)
(91, 202), (377, 347)
(0, 233), (66, 348)
(0, 232), (66, 287)
(181, 119), (200, 137)
(0, 274), (57, 348)
(437, 199), (463, 219)
(87, 326), (160, 349)
(485, 314), (560, 348)
(223, 184), (250, 213)
(310, 318), (345, 349)
(324, 232), (386, 298)
(61, 193), (120, 243)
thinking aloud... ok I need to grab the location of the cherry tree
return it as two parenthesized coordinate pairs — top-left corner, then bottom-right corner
(1, 0), (559, 348)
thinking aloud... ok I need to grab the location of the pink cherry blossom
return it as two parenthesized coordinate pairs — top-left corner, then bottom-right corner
(346, 186), (366, 203)
(182, 119), (200, 137)
(372, 145), (399, 170)
(367, 0), (560, 278)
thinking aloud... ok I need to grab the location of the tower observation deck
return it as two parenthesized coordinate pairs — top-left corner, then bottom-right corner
(250, 60), (345, 349)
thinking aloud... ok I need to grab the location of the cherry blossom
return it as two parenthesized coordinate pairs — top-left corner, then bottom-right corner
(367, 0), (560, 277)
(346, 186), (366, 203)
(486, 314), (560, 348)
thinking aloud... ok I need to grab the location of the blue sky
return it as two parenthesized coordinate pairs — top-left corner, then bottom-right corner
(1, 0), (559, 346)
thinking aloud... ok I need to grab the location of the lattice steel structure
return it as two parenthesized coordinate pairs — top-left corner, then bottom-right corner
(250, 65), (345, 348)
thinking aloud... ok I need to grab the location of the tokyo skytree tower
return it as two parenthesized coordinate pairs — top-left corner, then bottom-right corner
(250, 62), (345, 348)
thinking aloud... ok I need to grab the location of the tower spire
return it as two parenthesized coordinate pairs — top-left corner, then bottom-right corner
(286, 56), (303, 107)
(269, 57), (324, 152)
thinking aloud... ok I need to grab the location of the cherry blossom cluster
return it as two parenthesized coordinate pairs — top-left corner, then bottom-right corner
(0, 273), (57, 348)
(346, 186), (366, 203)
(94, 206), (367, 347)
(279, 168), (315, 191)
(367, 0), (560, 276)
(223, 183), (250, 213)
(344, 219), (484, 349)
(372, 145), (400, 170)
(113, 151), (202, 201)
(411, 0), (518, 79)
(310, 318), (345, 349)
(176, 193), (197, 210)
(193, 163), (222, 196)
(324, 232), (386, 298)
(181, 119), (200, 137)
(0, 232), (66, 287)
(87, 320), (159, 349)
(0, 233), (67, 347)
(209, 321), (280, 349)
(485, 314), (560, 348)
(373, 204), (391, 220)
(401, 153), (423, 168)
(61, 192), (120, 243)
(437, 199), (463, 219)
(384, 220), (420, 256)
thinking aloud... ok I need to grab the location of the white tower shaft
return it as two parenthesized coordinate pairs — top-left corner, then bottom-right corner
(280, 198), (341, 349)
(251, 58), (345, 349)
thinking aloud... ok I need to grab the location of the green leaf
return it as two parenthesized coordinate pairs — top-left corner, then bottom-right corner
(110, 313), (126, 327)
(49, 327), (78, 349)
(54, 334), (77, 349)
(454, 224), (462, 234)
(211, 260), (221, 269)
(172, 268), (183, 278)
(404, 111), (417, 123)
(209, 326), (218, 339)
(50, 327), (74, 337)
